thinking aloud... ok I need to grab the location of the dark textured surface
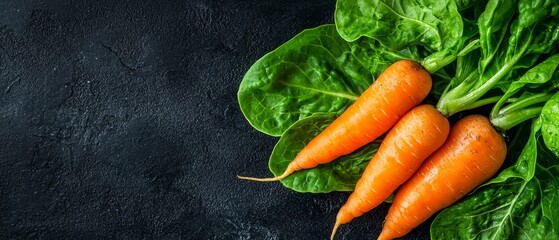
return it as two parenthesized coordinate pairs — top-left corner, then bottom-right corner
(0, 1), (430, 239)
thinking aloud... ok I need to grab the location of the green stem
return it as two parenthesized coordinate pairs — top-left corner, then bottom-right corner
(437, 39), (531, 116)
(422, 53), (458, 74)
(461, 96), (502, 111)
(490, 93), (510, 121)
(498, 93), (553, 115)
(457, 39), (480, 57)
(421, 39), (480, 74)
(448, 60), (517, 113)
(436, 71), (479, 116)
(433, 72), (452, 81)
(491, 107), (543, 131)
(490, 92), (551, 120)
(437, 30), (536, 117)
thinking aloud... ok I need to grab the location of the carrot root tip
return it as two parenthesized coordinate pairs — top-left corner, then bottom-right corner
(236, 175), (284, 182)
(237, 170), (292, 182)
(237, 167), (295, 182)
(330, 222), (340, 240)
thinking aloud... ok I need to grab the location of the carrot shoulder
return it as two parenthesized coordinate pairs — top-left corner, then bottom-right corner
(378, 115), (507, 240)
(331, 104), (449, 239)
(239, 60), (432, 182)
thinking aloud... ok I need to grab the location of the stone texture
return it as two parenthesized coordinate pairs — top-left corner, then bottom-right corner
(0, 0), (430, 239)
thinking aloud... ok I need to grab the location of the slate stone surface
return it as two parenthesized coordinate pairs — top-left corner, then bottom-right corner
(0, 0), (430, 239)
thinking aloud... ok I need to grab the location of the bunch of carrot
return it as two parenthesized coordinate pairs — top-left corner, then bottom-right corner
(239, 60), (508, 239)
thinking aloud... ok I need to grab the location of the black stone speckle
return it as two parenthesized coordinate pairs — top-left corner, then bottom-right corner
(0, 0), (430, 239)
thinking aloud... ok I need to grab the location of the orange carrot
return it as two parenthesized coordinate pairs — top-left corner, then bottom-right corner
(378, 115), (507, 240)
(238, 60), (432, 182)
(330, 104), (449, 239)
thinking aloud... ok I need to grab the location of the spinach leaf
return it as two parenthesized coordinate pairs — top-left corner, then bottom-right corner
(238, 24), (420, 136)
(334, 0), (482, 74)
(431, 119), (559, 239)
(334, 0), (463, 52)
(517, 0), (559, 28)
(431, 165), (559, 239)
(268, 113), (381, 193)
(477, 0), (516, 72)
(541, 92), (559, 158)
(497, 54), (559, 104)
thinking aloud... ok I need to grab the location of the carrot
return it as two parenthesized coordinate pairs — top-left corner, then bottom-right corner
(238, 60), (432, 182)
(378, 115), (507, 240)
(330, 104), (449, 240)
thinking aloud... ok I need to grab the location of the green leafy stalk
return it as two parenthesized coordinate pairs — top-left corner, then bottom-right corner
(498, 93), (552, 116)
(490, 93), (555, 131)
(436, 0), (559, 117)
(437, 33), (531, 116)
(490, 54), (559, 118)
(490, 54), (559, 131)
(491, 107), (544, 131)
(421, 39), (480, 73)
(461, 96), (502, 111)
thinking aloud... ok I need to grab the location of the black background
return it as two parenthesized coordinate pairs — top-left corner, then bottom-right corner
(0, 0), (430, 239)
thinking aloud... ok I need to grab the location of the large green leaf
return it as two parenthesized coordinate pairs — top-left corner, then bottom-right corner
(334, 0), (463, 52)
(431, 167), (558, 239)
(268, 113), (381, 193)
(238, 24), (420, 136)
(517, 0), (559, 28)
(431, 120), (559, 239)
(542, 92), (559, 158)
(477, 0), (516, 72)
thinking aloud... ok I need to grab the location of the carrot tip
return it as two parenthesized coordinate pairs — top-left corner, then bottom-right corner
(237, 175), (283, 182)
(377, 230), (390, 240)
(237, 168), (294, 182)
(330, 222), (340, 240)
